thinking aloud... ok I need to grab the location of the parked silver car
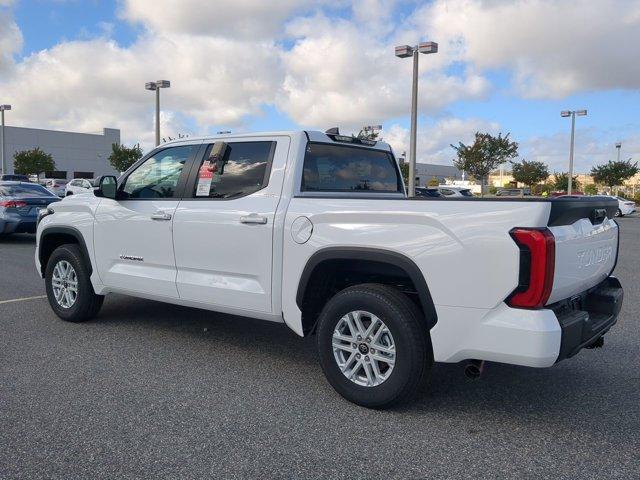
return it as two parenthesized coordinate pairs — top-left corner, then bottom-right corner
(438, 186), (474, 197)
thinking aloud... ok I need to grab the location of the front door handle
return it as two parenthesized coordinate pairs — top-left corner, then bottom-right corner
(150, 211), (172, 221)
(240, 214), (268, 225)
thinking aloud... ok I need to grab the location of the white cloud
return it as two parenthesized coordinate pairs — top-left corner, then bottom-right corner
(0, 33), (283, 147)
(414, 0), (640, 98)
(119, 0), (316, 39)
(383, 117), (500, 165)
(0, 0), (638, 165)
(0, 10), (22, 72)
(278, 13), (490, 129)
(522, 130), (640, 174)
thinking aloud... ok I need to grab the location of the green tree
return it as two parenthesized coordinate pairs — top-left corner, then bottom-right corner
(451, 132), (518, 196)
(13, 147), (55, 175)
(584, 184), (598, 195)
(510, 159), (549, 193)
(399, 161), (409, 186)
(108, 143), (143, 173)
(590, 159), (639, 191)
(553, 172), (580, 193)
(427, 176), (439, 187)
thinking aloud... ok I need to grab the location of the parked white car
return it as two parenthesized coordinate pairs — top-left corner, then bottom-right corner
(65, 178), (94, 197)
(614, 196), (636, 216)
(35, 130), (624, 408)
(437, 186), (474, 197)
(44, 179), (69, 197)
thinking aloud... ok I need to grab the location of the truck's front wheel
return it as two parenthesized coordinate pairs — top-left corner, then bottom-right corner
(45, 244), (104, 322)
(316, 284), (432, 409)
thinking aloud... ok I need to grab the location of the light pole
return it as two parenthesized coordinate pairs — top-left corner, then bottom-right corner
(615, 142), (621, 162)
(0, 104), (11, 175)
(395, 41), (438, 197)
(560, 109), (587, 194)
(145, 80), (171, 147)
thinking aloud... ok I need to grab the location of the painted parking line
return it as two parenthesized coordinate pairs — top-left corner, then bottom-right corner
(0, 295), (47, 305)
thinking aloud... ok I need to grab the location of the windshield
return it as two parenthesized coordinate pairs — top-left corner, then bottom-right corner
(0, 183), (56, 197)
(460, 189), (473, 197)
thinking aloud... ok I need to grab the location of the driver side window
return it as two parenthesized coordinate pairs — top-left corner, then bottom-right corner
(121, 145), (195, 199)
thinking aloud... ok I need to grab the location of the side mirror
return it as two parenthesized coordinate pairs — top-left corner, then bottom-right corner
(94, 175), (118, 199)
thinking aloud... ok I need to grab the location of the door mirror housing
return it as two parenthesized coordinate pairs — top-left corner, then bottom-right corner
(94, 175), (118, 199)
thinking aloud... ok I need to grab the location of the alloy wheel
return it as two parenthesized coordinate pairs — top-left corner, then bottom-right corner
(332, 310), (396, 387)
(51, 260), (78, 309)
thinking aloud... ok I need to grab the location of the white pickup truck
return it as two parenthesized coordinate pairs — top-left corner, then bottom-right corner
(35, 130), (624, 408)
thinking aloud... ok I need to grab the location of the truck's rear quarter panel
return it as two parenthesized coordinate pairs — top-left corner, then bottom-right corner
(282, 198), (552, 338)
(282, 195), (621, 368)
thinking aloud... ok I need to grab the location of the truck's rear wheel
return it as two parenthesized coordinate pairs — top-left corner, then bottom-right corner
(45, 244), (103, 322)
(316, 284), (432, 409)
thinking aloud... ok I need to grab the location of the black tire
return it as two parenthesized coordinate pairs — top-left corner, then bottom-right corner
(45, 244), (103, 322)
(65, 192), (73, 196)
(316, 284), (433, 409)
(616, 208), (623, 217)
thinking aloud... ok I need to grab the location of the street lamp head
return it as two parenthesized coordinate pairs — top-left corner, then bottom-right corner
(394, 45), (414, 58)
(0, 105), (11, 111)
(418, 41), (438, 54)
(576, 109), (587, 116)
(560, 111), (571, 117)
(156, 80), (171, 88)
(145, 82), (157, 91)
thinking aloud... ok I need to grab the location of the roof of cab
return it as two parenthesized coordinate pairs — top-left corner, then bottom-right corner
(163, 130), (393, 152)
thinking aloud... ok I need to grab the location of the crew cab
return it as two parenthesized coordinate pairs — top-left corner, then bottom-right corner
(35, 131), (624, 408)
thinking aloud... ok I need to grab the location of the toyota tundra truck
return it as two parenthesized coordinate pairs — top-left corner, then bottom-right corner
(35, 130), (623, 408)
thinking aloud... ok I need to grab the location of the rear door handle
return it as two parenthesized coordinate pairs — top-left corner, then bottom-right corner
(240, 214), (268, 225)
(150, 211), (172, 221)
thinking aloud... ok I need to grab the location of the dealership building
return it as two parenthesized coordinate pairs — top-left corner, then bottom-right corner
(1, 125), (120, 179)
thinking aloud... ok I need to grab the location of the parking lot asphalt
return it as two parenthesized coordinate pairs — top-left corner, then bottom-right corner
(1, 218), (639, 480)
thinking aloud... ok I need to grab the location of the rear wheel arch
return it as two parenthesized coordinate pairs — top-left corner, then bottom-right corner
(39, 227), (92, 277)
(296, 247), (437, 335)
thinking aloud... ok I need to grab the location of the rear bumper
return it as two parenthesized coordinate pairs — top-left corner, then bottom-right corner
(551, 276), (623, 362)
(431, 276), (623, 368)
(0, 217), (37, 234)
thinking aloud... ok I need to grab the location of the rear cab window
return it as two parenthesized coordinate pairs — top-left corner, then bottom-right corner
(301, 143), (402, 193)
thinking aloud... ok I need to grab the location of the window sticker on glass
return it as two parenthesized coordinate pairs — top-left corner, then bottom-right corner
(196, 161), (214, 196)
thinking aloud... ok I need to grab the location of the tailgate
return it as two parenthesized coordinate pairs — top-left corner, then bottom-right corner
(546, 197), (619, 304)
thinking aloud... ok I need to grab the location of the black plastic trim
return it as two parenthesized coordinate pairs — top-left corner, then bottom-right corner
(39, 226), (93, 275)
(552, 276), (623, 362)
(609, 219), (620, 276)
(296, 247), (438, 329)
(547, 196), (618, 226)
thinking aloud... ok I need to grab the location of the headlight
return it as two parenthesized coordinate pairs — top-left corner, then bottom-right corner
(37, 207), (54, 227)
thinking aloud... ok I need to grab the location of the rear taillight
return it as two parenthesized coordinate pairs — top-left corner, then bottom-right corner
(0, 200), (28, 208)
(507, 228), (555, 309)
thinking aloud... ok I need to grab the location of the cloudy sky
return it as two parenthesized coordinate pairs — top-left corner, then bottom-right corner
(0, 0), (639, 172)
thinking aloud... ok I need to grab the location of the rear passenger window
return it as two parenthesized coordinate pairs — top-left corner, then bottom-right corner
(302, 143), (402, 193)
(193, 141), (275, 199)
